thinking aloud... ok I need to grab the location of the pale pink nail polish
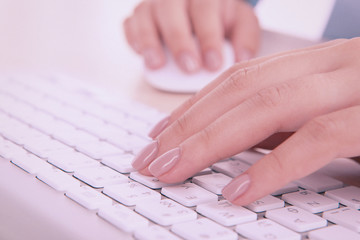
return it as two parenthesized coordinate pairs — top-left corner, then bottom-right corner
(222, 174), (250, 202)
(131, 140), (158, 170)
(178, 52), (200, 73)
(204, 49), (221, 71)
(236, 49), (253, 62)
(148, 116), (170, 139)
(148, 147), (181, 177)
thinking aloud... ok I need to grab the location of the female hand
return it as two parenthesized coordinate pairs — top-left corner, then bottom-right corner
(132, 38), (360, 205)
(123, 0), (260, 73)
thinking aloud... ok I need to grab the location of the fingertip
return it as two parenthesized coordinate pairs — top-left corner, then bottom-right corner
(222, 174), (251, 203)
(176, 51), (201, 73)
(143, 48), (166, 69)
(203, 49), (223, 71)
(235, 48), (254, 63)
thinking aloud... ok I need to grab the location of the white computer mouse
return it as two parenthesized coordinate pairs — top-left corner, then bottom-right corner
(144, 41), (235, 93)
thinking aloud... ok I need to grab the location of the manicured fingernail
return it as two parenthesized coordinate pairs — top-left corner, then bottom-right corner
(143, 48), (162, 68)
(204, 49), (222, 71)
(132, 140), (158, 170)
(236, 49), (253, 62)
(148, 147), (181, 177)
(178, 52), (200, 73)
(222, 174), (250, 202)
(148, 116), (170, 139)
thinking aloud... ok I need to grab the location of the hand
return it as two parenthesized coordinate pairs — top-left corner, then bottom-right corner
(132, 38), (360, 205)
(123, 0), (260, 73)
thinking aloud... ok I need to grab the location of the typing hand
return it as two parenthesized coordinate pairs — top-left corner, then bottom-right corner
(123, 0), (260, 73)
(132, 38), (360, 205)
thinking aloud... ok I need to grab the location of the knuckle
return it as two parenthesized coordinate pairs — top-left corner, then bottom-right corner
(173, 115), (190, 137)
(305, 115), (340, 143)
(253, 83), (291, 109)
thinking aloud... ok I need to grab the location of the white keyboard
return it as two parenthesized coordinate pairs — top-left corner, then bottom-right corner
(0, 75), (359, 240)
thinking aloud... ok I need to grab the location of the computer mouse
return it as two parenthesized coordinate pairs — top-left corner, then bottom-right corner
(144, 41), (234, 93)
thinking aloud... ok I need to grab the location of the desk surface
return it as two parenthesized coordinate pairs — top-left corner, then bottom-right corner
(0, 0), (319, 113)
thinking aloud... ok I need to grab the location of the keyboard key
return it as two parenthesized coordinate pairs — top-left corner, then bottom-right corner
(98, 204), (149, 233)
(135, 199), (197, 226)
(162, 182), (218, 207)
(294, 173), (343, 192)
(37, 168), (80, 191)
(325, 186), (360, 209)
(282, 190), (339, 213)
(196, 200), (257, 226)
(24, 139), (71, 159)
(323, 207), (360, 232)
(134, 225), (181, 240)
(10, 151), (52, 174)
(245, 195), (285, 212)
(130, 171), (181, 189)
(266, 206), (327, 232)
(192, 173), (232, 195)
(172, 218), (238, 240)
(308, 225), (360, 240)
(65, 185), (112, 210)
(236, 219), (301, 240)
(48, 151), (100, 172)
(211, 159), (250, 178)
(75, 141), (124, 160)
(271, 182), (299, 195)
(74, 166), (129, 188)
(192, 167), (212, 177)
(232, 150), (264, 165)
(101, 153), (136, 173)
(0, 138), (25, 160)
(103, 182), (161, 206)
(53, 128), (99, 148)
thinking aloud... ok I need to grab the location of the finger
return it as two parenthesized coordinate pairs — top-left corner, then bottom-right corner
(230, 1), (260, 62)
(153, 0), (201, 73)
(189, 0), (224, 71)
(148, 39), (348, 139)
(123, 16), (141, 53)
(146, 68), (359, 181)
(130, 2), (166, 69)
(224, 105), (360, 205)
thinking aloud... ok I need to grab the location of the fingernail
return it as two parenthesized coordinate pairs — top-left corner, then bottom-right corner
(222, 174), (250, 202)
(148, 147), (181, 177)
(178, 52), (200, 73)
(131, 140), (158, 170)
(204, 49), (222, 71)
(143, 48), (162, 68)
(148, 116), (170, 139)
(236, 49), (253, 62)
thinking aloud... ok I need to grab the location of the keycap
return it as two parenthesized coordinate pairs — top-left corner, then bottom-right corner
(52, 128), (99, 148)
(24, 139), (71, 159)
(74, 166), (129, 188)
(65, 185), (112, 210)
(196, 200), (257, 226)
(271, 182), (299, 195)
(135, 199), (197, 226)
(192, 167), (213, 177)
(101, 153), (136, 173)
(172, 218), (238, 240)
(98, 204), (149, 233)
(0, 138), (25, 160)
(75, 141), (124, 160)
(232, 150), (264, 165)
(37, 168), (80, 191)
(192, 173), (232, 195)
(236, 219), (301, 240)
(282, 190), (339, 213)
(162, 182), (217, 207)
(266, 206), (327, 232)
(48, 151), (100, 172)
(10, 151), (52, 174)
(323, 207), (360, 232)
(134, 225), (181, 240)
(103, 182), (161, 206)
(211, 159), (250, 178)
(294, 173), (343, 192)
(245, 195), (285, 212)
(325, 186), (360, 209)
(130, 172), (181, 189)
(308, 225), (360, 240)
